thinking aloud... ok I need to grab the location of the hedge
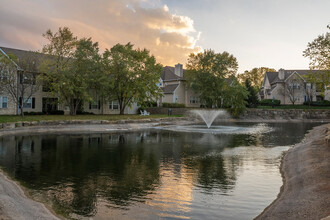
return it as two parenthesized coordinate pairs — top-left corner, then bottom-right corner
(303, 100), (330, 106)
(259, 99), (281, 106)
(162, 103), (186, 108)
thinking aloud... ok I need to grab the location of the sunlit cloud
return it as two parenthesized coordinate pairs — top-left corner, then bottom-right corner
(0, 0), (202, 66)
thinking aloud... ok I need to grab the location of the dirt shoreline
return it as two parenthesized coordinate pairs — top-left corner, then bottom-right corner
(0, 121), (329, 219)
(255, 123), (330, 220)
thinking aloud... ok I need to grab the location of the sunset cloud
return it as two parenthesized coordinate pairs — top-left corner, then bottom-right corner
(0, 0), (202, 66)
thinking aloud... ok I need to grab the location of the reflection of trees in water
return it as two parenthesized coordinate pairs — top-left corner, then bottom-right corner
(0, 123), (319, 217)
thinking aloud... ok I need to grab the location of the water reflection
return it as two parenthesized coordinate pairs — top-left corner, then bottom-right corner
(0, 122), (320, 219)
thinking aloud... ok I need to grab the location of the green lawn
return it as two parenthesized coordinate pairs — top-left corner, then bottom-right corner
(256, 105), (330, 109)
(0, 114), (183, 124)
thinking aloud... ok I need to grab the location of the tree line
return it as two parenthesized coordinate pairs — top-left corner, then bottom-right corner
(0, 25), (328, 117)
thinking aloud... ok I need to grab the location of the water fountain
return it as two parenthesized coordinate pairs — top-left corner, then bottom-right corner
(159, 109), (271, 134)
(191, 109), (228, 128)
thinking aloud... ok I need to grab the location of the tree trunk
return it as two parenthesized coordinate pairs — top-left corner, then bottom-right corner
(20, 105), (24, 118)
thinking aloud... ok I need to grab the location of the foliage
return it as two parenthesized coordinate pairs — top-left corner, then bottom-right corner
(303, 25), (330, 70)
(162, 103), (185, 108)
(259, 99), (281, 106)
(238, 67), (275, 89)
(223, 79), (248, 117)
(0, 52), (40, 117)
(102, 43), (163, 115)
(303, 25), (330, 96)
(303, 100), (330, 106)
(185, 49), (238, 108)
(244, 79), (259, 108)
(139, 101), (157, 110)
(40, 27), (103, 115)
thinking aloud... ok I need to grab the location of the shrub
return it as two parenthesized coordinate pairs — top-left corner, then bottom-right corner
(24, 112), (43, 115)
(76, 110), (94, 115)
(303, 100), (330, 106)
(162, 103), (185, 108)
(259, 99), (281, 106)
(48, 110), (65, 115)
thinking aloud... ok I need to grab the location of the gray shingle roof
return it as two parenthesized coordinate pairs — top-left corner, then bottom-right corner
(161, 84), (179, 94)
(161, 66), (186, 81)
(266, 70), (326, 85)
(0, 46), (49, 72)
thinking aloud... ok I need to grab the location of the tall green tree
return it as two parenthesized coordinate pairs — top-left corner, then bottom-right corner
(303, 25), (330, 97)
(238, 67), (276, 89)
(244, 79), (259, 108)
(40, 27), (102, 115)
(185, 49), (238, 108)
(223, 78), (248, 118)
(102, 43), (162, 115)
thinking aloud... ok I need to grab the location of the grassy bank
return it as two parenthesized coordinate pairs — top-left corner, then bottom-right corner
(0, 114), (183, 124)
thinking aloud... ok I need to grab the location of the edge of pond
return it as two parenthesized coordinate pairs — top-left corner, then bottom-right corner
(255, 123), (330, 220)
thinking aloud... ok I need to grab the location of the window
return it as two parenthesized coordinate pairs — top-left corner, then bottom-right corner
(190, 96), (198, 104)
(109, 101), (119, 110)
(0, 96), (8, 108)
(91, 100), (99, 109)
(20, 73), (37, 85)
(23, 98), (32, 108)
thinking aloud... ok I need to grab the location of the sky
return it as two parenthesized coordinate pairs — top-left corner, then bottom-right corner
(0, 0), (329, 72)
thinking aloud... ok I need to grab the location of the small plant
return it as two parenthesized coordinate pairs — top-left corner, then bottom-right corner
(162, 103), (185, 108)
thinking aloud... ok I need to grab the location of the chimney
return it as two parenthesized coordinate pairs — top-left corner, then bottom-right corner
(278, 68), (285, 80)
(175, 63), (183, 77)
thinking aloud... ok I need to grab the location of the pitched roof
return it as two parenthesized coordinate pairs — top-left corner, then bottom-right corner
(0, 46), (49, 72)
(161, 84), (179, 94)
(265, 70), (326, 85)
(161, 66), (185, 81)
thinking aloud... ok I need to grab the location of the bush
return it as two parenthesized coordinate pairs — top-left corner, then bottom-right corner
(162, 103), (185, 108)
(76, 110), (94, 115)
(24, 112), (43, 115)
(48, 110), (65, 115)
(259, 99), (281, 106)
(303, 100), (330, 106)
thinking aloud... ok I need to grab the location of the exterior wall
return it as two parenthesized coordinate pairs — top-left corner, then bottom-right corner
(174, 83), (185, 104)
(0, 92), (16, 115)
(83, 100), (139, 115)
(185, 86), (200, 107)
(162, 94), (174, 104)
(161, 80), (201, 107)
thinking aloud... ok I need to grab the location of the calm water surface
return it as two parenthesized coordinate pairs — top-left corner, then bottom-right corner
(0, 122), (320, 219)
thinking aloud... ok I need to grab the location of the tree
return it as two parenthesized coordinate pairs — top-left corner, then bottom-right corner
(281, 74), (304, 105)
(238, 67), (276, 89)
(185, 49), (238, 108)
(0, 52), (40, 117)
(223, 78), (248, 117)
(102, 43), (163, 115)
(40, 27), (103, 115)
(244, 79), (259, 107)
(303, 25), (330, 97)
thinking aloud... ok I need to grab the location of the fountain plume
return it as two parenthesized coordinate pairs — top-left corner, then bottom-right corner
(191, 109), (228, 128)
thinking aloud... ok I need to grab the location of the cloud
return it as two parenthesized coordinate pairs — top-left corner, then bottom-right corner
(0, 0), (202, 66)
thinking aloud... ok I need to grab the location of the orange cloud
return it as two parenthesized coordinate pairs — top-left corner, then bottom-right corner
(0, 0), (202, 67)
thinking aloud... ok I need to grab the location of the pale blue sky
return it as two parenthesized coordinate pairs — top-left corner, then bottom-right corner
(161, 0), (329, 71)
(0, 0), (329, 72)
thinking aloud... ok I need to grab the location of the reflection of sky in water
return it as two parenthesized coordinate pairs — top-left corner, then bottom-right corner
(0, 122), (321, 220)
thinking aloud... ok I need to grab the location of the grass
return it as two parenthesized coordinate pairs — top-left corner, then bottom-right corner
(0, 114), (183, 124)
(256, 105), (330, 109)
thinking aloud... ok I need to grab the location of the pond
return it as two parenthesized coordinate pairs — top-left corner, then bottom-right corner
(0, 122), (320, 219)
